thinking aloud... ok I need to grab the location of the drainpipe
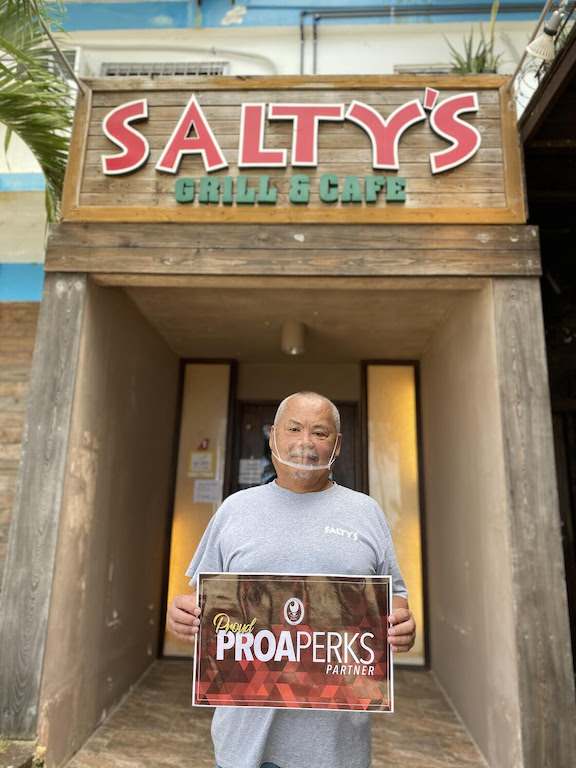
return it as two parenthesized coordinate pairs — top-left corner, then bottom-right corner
(300, 4), (543, 74)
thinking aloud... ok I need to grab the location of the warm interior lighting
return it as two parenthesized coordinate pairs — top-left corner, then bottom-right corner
(367, 365), (424, 664)
(282, 320), (306, 355)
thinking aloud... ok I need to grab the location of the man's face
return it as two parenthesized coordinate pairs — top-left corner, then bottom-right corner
(269, 395), (341, 492)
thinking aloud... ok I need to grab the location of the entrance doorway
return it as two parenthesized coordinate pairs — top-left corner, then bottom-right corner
(163, 361), (424, 665)
(31, 276), (565, 768)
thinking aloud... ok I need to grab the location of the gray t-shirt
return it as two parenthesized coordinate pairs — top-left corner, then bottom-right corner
(186, 481), (407, 768)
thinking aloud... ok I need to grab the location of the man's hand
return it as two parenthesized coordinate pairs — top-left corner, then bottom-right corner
(387, 605), (416, 654)
(167, 593), (201, 642)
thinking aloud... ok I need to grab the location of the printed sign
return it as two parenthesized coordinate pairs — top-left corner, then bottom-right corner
(188, 449), (216, 477)
(194, 572), (393, 712)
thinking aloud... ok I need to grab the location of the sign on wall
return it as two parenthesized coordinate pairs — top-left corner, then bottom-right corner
(62, 76), (525, 224)
(194, 572), (393, 712)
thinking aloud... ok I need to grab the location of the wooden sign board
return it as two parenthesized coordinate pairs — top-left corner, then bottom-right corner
(62, 75), (525, 225)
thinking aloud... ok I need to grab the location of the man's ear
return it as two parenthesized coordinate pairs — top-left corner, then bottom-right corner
(269, 425), (275, 451)
(335, 433), (342, 457)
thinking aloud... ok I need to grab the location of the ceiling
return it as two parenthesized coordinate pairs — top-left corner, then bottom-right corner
(125, 284), (468, 362)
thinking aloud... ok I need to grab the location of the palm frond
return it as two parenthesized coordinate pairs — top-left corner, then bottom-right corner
(0, 0), (73, 221)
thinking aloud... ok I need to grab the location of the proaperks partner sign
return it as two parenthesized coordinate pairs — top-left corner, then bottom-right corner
(193, 573), (393, 712)
(62, 76), (525, 223)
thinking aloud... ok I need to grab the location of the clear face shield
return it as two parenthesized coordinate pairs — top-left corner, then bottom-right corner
(270, 429), (339, 472)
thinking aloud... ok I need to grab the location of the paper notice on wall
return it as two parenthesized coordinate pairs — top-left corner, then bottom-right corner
(188, 450), (216, 478)
(193, 479), (223, 505)
(238, 458), (262, 485)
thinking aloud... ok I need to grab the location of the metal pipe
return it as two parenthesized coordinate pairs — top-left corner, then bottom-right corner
(300, 3), (545, 74)
(313, 13), (319, 77)
(300, 12), (306, 76)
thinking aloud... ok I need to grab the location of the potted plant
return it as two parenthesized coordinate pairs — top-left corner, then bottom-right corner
(446, 0), (502, 73)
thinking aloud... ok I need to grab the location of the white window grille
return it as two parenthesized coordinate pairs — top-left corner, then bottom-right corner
(101, 61), (229, 77)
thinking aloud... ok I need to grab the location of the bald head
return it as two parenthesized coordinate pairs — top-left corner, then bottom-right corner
(274, 392), (341, 434)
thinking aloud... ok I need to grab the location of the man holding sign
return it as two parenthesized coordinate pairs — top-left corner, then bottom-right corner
(168, 391), (415, 768)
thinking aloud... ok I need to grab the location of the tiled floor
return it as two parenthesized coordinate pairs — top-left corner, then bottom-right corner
(65, 661), (487, 768)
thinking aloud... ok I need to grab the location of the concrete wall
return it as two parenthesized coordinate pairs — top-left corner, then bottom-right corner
(37, 283), (180, 767)
(420, 285), (523, 767)
(72, 21), (534, 78)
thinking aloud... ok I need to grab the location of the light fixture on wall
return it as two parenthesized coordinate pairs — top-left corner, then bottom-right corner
(282, 320), (306, 356)
(526, 0), (569, 61)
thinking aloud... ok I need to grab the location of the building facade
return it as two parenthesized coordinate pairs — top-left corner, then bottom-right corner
(1, 4), (575, 768)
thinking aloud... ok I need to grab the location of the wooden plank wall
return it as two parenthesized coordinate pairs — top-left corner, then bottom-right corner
(493, 279), (576, 767)
(0, 303), (39, 593)
(61, 76), (525, 224)
(86, 88), (503, 206)
(0, 275), (87, 737)
(44, 222), (541, 276)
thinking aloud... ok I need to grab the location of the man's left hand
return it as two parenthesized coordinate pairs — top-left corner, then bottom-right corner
(387, 607), (416, 653)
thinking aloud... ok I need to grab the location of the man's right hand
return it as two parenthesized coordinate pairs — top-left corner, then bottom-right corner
(167, 593), (201, 642)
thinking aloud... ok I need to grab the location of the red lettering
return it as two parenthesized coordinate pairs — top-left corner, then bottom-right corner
(101, 99), (150, 175)
(268, 103), (344, 166)
(423, 87), (439, 111)
(345, 100), (426, 170)
(156, 95), (228, 174)
(429, 93), (481, 174)
(239, 104), (287, 167)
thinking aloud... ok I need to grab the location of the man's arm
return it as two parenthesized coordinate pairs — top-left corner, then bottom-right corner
(167, 591), (201, 642)
(387, 595), (416, 653)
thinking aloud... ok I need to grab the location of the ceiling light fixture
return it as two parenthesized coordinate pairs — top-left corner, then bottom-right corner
(282, 320), (306, 356)
(526, 0), (569, 61)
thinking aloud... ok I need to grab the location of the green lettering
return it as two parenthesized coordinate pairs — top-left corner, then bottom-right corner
(199, 176), (220, 204)
(319, 174), (339, 203)
(174, 178), (195, 203)
(289, 174), (310, 204)
(341, 175), (363, 203)
(236, 176), (256, 205)
(221, 177), (234, 205)
(386, 177), (406, 202)
(364, 176), (386, 204)
(257, 175), (277, 204)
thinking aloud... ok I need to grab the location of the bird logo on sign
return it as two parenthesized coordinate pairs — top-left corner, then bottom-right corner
(284, 597), (304, 625)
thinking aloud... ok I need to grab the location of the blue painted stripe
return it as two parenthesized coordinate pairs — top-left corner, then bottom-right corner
(0, 264), (44, 302)
(64, 2), (191, 31)
(0, 173), (45, 192)
(62, 0), (540, 30)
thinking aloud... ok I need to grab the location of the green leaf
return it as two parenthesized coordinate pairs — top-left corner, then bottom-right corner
(0, 0), (73, 221)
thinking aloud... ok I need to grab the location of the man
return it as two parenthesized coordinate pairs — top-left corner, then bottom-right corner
(168, 391), (415, 768)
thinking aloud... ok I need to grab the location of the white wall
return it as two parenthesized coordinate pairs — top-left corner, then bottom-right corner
(69, 21), (533, 77)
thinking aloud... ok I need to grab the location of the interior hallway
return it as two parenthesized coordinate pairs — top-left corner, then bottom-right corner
(64, 660), (487, 768)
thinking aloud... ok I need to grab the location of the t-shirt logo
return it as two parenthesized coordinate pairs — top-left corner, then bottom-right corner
(324, 525), (359, 541)
(284, 597), (304, 625)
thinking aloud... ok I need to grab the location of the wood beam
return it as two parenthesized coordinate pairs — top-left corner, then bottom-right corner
(45, 223), (541, 277)
(493, 278), (576, 767)
(0, 274), (87, 738)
